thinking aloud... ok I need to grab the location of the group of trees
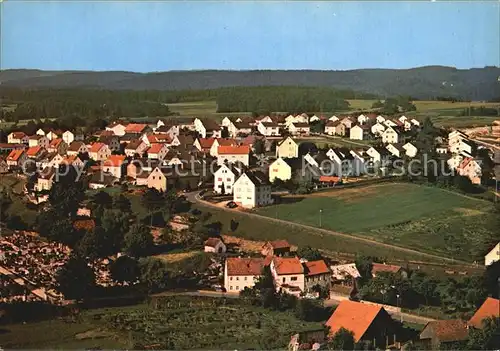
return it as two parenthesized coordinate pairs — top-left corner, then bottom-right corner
(372, 96), (417, 114)
(459, 106), (500, 117)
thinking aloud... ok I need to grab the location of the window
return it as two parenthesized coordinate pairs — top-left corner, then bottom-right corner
(282, 277), (286, 283)
(218, 177), (222, 181)
(236, 277), (239, 281)
(291, 277), (297, 281)
(230, 286), (233, 290)
(230, 277), (233, 281)
(244, 277), (247, 281)
(152, 176), (155, 180)
(227, 178), (231, 181)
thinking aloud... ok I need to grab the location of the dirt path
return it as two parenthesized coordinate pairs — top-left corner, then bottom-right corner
(188, 192), (475, 266)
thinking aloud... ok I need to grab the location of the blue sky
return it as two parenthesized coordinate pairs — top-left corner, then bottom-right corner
(1, 1), (499, 72)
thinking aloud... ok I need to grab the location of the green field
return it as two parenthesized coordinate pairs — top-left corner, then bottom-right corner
(0, 297), (322, 349)
(255, 183), (494, 262)
(0, 174), (37, 227)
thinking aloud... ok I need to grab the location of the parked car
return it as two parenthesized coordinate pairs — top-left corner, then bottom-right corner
(226, 201), (238, 208)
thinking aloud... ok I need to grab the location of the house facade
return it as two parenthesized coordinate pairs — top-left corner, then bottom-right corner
(257, 122), (280, 136)
(381, 127), (399, 144)
(224, 257), (264, 293)
(67, 141), (88, 156)
(8, 132), (29, 144)
(147, 167), (167, 191)
(213, 164), (242, 194)
(233, 171), (272, 208)
(303, 260), (331, 293)
(89, 143), (111, 161)
(484, 242), (500, 266)
(28, 135), (49, 149)
(350, 125), (370, 140)
(270, 257), (305, 296)
(324, 121), (346, 136)
(102, 155), (127, 179)
(269, 157), (292, 182)
(276, 137), (299, 159)
(217, 145), (250, 166)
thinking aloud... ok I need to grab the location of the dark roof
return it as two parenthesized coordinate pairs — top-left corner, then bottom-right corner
(421, 320), (469, 343)
(125, 140), (144, 150)
(200, 118), (220, 131)
(89, 172), (116, 185)
(244, 170), (270, 186)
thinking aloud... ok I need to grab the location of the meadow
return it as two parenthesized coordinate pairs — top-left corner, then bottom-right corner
(0, 297), (323, 349)
(255, 183), (494, 262)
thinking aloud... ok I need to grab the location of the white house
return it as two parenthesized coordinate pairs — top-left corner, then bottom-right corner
(89, 142), (111, 161)
(210, 138), (238, 157)
(386, 143), (405, 158)
(233, 171), (272, 208)
(213, 164), (242, 194)
(257, 121), (280, 136)
(402, 142), (418, 158)
(106, 122), (128, 136)
(366, 146), (390, 164)
(288, 123), (310, 136)
(371, 122), (386, 136)
(217, 145), (250, 166)
(62, 131), (75, 145)
(147, 143), (169, 160)
(204, 237), (227, 254)
(269, 157), (293, 182)
(484, 242), (500, 266)
(326, 148), (361, 177)
(224, 257), (264, 293)
(28, 135), (49, 149)
(410, 119), (420, 126)
(450, 139), (474, 156)
(309, 115), (320, 123)
(448, 130), (468, 149)
(270, 257), (305, 296)
(399, 115), (408, 123)
(8, 132), (29, 144)
(376, 115), (386, 124)
(67, 141), (88, 156)
(329, 115), (339, 122)
(194, 118), (221, 138)
(285, 114), (308, 126)
(381, 126), (399, 144)
(349, 124), (370, 140)
(383, 119), (398, 128)
(447, 154), (464, 170)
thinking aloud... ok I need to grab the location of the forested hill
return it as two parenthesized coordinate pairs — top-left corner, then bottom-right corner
(1, 66), (499, 100)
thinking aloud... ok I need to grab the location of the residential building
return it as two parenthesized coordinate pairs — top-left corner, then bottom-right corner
(28, 135), (49, 149)
(47, 138), (67, 155)
(402, 142), (418, 158)
(217, 145), (251, 166)
(261, 240), (291, 257)
(410, 118), (420, 126)
(340, 116), (356, 129)
(325, 300), (397, 348)
(147, 167), (167, 191)
(324, 120), (346, 136)
(45, 130), (62, 140)
(376, 115), (386, 124)
(102, 155), (127, 179)
(233, 170), (272, 208)
(448, 130), (468, 149)
(366, 147), (390, 164)
(125, 140), (148, 157)
(468, 298), (500, 329)
(436, 144), (448, 154)
(484, 242), (499, 266)
(450, 139), (475, 156)
(99, 135), (121, 152)
(349, 124), (370, 140)
(303, 260), (331, 293)
(419, 320), (469, 350)
(372, 263), (407, 278)
(67, 141), (88, 156)
(330, 263), (361, 287)
(381, 126), (399, 144)
(6, 149), (27, 169)
(35, 167), (56, 192)
(88, 172), (117, 189)
(204, 237), (227, 254)
(61, 155), (84, 168)
(386, 143), (405, 158)
(62, 130), (75, 145)
(147, 143), (169, 160)
(383, 119), (398, 128)
(26, 146), (45, 159)
(106, 121), (128, 136)
(270, 257), (305, 295)
(194, 118), (221, 138)
(8, 132), (29, 144)
(457, 158), (482, 184)
(371, 122), (386, 136)
(288, 123), (310, 136)
(309, 114), (320, 123)
(124, 123), (150, 136)
(285, 114), (308, 126)
(44, 153), (65, 169)
(329, 115), (339, 122)
(213, 163), (242, 194)
(224, 257), (264, 293)
(326, 148), (362, 177)
(194, 137), (216, 154)
(89, 142), (111, 161)
(257, 121), (280, 136)
(269, 157), (294, 182)
(276, 137), (299, 159)
(210, 138), (238, 157)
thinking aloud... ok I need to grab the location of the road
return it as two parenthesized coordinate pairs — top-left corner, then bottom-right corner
(187, 191), (472, 266)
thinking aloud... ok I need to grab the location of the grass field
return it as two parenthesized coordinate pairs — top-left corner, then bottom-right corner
(255, 183), (494, 262)
(0, 174), (37, 227)
(0, 297), (322, 349)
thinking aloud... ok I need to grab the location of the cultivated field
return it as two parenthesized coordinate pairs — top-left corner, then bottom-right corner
(255, 183), (494, 262)
(0, 297), (322, 349)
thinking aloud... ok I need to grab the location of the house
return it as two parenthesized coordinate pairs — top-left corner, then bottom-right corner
(398, 115), (408, 123)
(62, 130), (75, 145)
(6, 149), (27, 169)
(125, 140), (148, 157)
(371, 122), (386, 136)
(448, 130), (468, 148)
(67, 141), (88, 156)
(350, 124), (370, 140)
(147, 167), (167, 191)
(285, 114), (309, 126)
(224, 257), (265, 293)
(194, 138), (216, 154)
(386, 143), (405, 158)
(326, 147), (362, 177)
(28, 135), (49, 149)
(217, 145), (251, 166)
(102, 155), (127, 179)
(457, 158), (482, 184)
(330, 263), (361, 287)
(276, 137), (299, 159)
(309, 114), (320, 123)
(372, 263), (407, 278)
(447, 154), (464, 171)
(340, 116), (356, 129)
(106, 121), (128, 136)
(468, 297), (500, 329)
(366, 147), (390, 165)
(35, 167), (57, 192)
(61, 155), (84, 168)
(233, 170), (272, 208)
(436, 144), (448, 154)
(410, 118), (420, 126)
(303, 260), (331, 293)
(257, 121), (280, 136)
(47, 138), (67, 155)
(8, 132), (29, 144)
(383, 119), (398, 128)
(261, 240), (291, 257)
(324, 300), (397, 348)
(484, 242), (500, 266)
(381, 126), (399, 144)
(288, 123), (310, 136)
(99, 135), (121, 152)
(213, 163), (242, 194)
(124, 123), (150, 136)
(270, 257), (305, 295)
(204, 237), (227, 254)
(402, 142), (418, 158)
(88, 171), (117, 189)
(0, 157), (8, 174)
(89, 142), (111, 161)
(45, 129), (63, 140)
(450, 139), (475, 156)
(419, 319), (469, 350)
(147, 143), (169, 160)
(376, 115), (386, 124)
(194, 118), (221, 138)
(269, 157), (295, 182)
(210, 138), (238, 157)
(43, 152), (65, 169)
(26, 146), (46, 159)
(324, 120), (346, 136)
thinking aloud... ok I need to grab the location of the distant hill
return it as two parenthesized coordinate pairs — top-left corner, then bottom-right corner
(1, 66), (499, 100)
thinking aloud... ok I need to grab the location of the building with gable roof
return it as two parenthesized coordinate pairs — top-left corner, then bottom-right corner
(224, 257), (265, 293)
(233, 170), (272, 208)
(270, 256), (305, 295)
(468, 297), (500, 329)
(217, 145), (251, 166)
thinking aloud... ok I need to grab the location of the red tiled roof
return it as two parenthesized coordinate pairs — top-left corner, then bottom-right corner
(11, 132), (27, 139)
(216, 138), (238, 146)
(218, 145), (250, 155)
(226, 257), (264, 276)
(89, 142), (105, 153)
(372, 263), (402, 275)
(148, 143), (166, 154)
(29, 134), (45, 140)
(204, 237), (223, 247)
(319, 176), (341, 183)
(267, 240), (290, 249)
(49, 138), (63, 148)
(26, 146), (42, 156)
(197, 137), (216, 149)
(124, 123), (148, 133)
(103, 155), (126, 167)
(303, 260), (330, 276)
(73, 219), (96, 231)
(148, 134), (172, 143)
(7, 149), (24, 161)
(61, 155), (80, 165)
(272, 257), (304, 275)
(468, 298), (500, 329)
(422, 320), (469, 342)
(325, 300), (385, 341)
